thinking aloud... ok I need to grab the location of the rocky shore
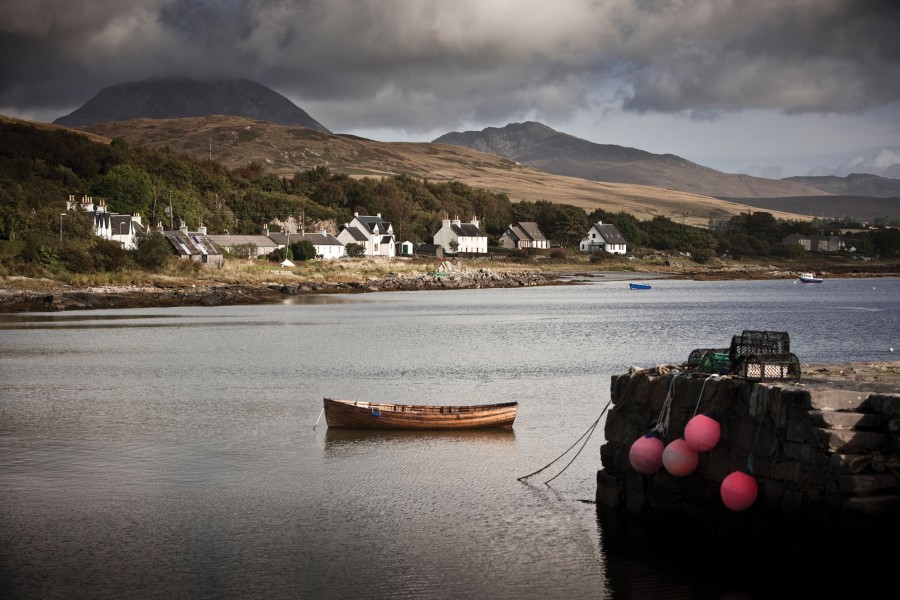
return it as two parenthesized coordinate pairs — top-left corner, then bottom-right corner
(0, 262), (558, 313)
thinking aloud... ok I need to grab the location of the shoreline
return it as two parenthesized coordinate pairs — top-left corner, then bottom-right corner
(1, 266), (897, 314)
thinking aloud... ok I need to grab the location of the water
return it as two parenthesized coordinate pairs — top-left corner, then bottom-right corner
(1, 278), (897, 599)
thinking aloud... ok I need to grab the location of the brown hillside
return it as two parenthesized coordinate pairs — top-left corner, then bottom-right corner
(1, 114), (111, 145)
(83, 116), (811, 226)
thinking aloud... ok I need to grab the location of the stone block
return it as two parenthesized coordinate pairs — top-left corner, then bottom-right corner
(772, 461), (802, 482)
(596, 470), (620, 508)
(868, 394), (900, 417)
(625, 471), (647, 514)
(762, 479), (785, 511)
(786, 418), (809, 443)
(808, 389), (871, 411)
(784, 441), (817, 462)
(808, 410), (884, 431)
(844, 495), (900, 515)
(813, 429), (890, 453)
(838, 474), (899, 495)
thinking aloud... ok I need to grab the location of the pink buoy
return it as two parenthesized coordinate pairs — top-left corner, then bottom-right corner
(720, 471), (758, 511)
(684, 412), (721, 452)
(629, 432), (664, 474)
(662, 438), (699, 476)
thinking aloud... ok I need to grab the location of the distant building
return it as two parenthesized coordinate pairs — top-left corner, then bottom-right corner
(209, 225), (280, 258)
(499, 222), (549, 249)
(433, 216), (488, 255)
(414, 243), (444, 258)
(782, 234), (843, 252)
(580, 222), (627, 254)
(65, 194), (144, 249)
(158, 221), (223, 266)
(397, 240), (415, 256)
(336, 213), (395, 257)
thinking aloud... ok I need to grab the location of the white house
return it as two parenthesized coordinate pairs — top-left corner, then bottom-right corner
(65, 194), (144, 249)
(433, 216), (488, 255)
(579, 222), (627, 254)
(336, 213), (395, 257)
(499, 221), (549, 249)
(301, 231), (346, 259)
(208, 226), (280, 258)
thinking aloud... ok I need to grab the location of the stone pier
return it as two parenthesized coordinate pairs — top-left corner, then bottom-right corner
(597, 364), (900, 533)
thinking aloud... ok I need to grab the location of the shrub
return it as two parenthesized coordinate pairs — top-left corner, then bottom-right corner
(133, 232), (172, 271)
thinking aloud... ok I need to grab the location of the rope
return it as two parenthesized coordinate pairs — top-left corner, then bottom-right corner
(747, 415), (764, 475)
(691, 374), (720, 418)
(312, 406), (325, 430)
(651, 372), (680, 437)
(517, 397), (613, 483)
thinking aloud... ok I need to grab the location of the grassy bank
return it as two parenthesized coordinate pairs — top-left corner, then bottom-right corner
(2, 252), (898, 294)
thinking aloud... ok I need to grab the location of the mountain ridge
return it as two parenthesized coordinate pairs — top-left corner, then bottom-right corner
(433, 122), (830, 199)
(53, 78), (330, 133)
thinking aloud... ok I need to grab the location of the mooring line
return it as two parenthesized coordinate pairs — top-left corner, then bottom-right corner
(517, 397), (614, 484)
(313, 407), (325, 430)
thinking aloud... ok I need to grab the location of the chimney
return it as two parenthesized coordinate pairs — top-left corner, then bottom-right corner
(179, 220), (188, 234)
(198, 223), (207, 235)
(353, 212), (359, 218)
(155, 222), (164, 233)
(131, 212), (142, 225)
(442, 218), (451, 228)
(377, 213), (381, 219)
(471, 216), (480, 228)
(452, 215), (461, 226)
(263, 223), (269, 236)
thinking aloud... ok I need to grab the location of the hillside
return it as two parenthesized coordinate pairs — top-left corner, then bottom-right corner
(782, 173), (900, 198)
(720, 196), (900, 221)
(82, 115), (811, 226)
(0, 114), (111, 145)
(54, 78), (331, 133)
(433, 122), (830, 199)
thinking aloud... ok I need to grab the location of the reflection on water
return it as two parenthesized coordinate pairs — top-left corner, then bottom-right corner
(323, 426), (516, 454)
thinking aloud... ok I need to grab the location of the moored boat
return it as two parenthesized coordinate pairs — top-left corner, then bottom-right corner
(798, 272), (824, 283)
(323, 398), (517, 430)
(629, 282), (652, 290)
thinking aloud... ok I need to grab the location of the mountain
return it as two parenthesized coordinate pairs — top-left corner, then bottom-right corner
(781, 173), (900, 198)
(53, 78), (330, 133)
(432, 122), (829, 199)
(82, 115), (813, 226)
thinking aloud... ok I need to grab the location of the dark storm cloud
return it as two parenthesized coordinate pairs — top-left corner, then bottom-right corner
(1, 0), (898, 131)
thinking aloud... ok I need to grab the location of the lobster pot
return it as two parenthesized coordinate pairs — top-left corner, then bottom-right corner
(736, 353), (801, 381)
(698, 352), (731, 375)
(729, 330), (791, 360)
(688, 348), (729, 366)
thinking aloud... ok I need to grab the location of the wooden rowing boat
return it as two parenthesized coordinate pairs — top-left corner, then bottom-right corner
(323, 398), (517, 430)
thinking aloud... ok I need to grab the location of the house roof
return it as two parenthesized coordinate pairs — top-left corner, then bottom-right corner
(340, 226), (368, 242)
(451, 223), (485, 237)
(594, 223), (626, 245)
(303, 233), (343, 246)
(356, 215), (392, 232)
(163, 231), (221, 256)
(207, 234), (277, 247)
(505, 221), (546, 243)
(415, 243), (443, 255)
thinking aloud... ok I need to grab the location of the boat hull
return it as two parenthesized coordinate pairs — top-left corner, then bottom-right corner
(323, 398), (517, 430)
(629, 283), (652, 290)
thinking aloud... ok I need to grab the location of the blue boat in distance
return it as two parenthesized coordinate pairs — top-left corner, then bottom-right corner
(629, 282), (652, 290)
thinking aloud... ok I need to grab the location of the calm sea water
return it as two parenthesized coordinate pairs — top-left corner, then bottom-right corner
(1, 277), (897, 599)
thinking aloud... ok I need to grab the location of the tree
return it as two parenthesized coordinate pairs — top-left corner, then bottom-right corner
(345, 243), (364, 257)
(872, 228), (900, 258)
(133, 232), (172, 271)
(290, 239), (317, 261)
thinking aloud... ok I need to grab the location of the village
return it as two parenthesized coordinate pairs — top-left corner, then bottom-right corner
(64, 193), (845, 267)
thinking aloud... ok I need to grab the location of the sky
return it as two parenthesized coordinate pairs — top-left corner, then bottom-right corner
(2, 0), (899, 179)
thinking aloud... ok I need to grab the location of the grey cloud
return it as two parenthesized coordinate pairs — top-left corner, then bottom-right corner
(1, 0), (898, 131)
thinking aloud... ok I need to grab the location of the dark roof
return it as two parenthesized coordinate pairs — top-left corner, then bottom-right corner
(415, 243), (444, 256)
(505, 221), (546, 243)
(356, 215), (392, 232)
(594, 223), (626, 245)
(163, 231), (221, 256)
(451, 223), (485, 237)
(341, 226), (368, 242)
(303, 233), (342, 246)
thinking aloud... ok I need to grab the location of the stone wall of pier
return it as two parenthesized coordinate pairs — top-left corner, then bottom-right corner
(597, 368), (900, 530)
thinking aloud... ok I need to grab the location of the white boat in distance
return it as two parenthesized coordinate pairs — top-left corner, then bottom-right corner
(798, 272), (824, 283)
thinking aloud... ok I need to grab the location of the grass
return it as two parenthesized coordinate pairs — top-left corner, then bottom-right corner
(2, 253), (898, 294)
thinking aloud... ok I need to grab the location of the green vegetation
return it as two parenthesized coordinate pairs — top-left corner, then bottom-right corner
(1, 120), (897, 283)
